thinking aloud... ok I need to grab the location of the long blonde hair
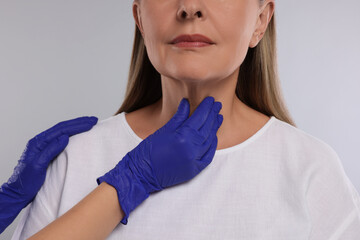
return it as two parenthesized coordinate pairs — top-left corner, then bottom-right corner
(114, 4), (296, 127)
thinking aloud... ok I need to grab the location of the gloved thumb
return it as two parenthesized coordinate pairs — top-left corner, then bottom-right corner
(162, 98), (190, 132)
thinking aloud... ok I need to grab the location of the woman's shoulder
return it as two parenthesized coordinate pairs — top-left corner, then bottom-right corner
(63, 113), (129, 151)
(268, 116), (339, 161)
(263, 117), (351, 194)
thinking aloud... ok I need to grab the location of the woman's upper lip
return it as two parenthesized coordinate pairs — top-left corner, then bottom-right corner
(170, 34), (215, 44)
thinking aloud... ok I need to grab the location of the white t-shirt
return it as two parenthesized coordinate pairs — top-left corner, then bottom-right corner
(11, 112), (360, 240)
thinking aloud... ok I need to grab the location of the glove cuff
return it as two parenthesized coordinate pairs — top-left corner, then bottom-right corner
(96, 155), (150, 225)
(0, 183), (32, 233)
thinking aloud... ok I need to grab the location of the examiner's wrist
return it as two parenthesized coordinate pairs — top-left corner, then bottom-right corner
(98, 182), (125, 223)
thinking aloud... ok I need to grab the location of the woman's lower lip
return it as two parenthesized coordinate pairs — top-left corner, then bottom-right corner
(172, 42), (213, 48)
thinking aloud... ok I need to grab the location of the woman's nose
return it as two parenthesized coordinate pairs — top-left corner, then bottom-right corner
(176, 1), (206, 21)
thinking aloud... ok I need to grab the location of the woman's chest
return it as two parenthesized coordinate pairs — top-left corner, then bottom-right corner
(62, 150), (311, 239)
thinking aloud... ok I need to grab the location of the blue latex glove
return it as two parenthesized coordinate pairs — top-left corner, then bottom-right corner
(0, 116), (98, 234)
(97, 96), (223, 225)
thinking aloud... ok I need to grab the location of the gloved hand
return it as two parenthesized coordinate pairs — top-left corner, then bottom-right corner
(0, 116), (98, 234)
(97, 96), (223, 225)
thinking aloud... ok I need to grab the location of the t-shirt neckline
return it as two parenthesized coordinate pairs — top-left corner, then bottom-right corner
(119, 112), (276, 156)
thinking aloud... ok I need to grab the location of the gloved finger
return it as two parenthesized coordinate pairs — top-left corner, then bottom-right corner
(35, 134), (69, 169)
(162, 98), (190, 132)
(196, 132), (218, 172)
(41, 116), (98, 139)
(198, 101), (222, 141)
(31, 117), (98, 151)
(42, 120), (97, 143)
(197, 114), (222, 157)
(183, 96), (215, 131)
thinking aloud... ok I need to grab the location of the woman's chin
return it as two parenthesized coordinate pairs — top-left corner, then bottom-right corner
(166, 67), (215, 82)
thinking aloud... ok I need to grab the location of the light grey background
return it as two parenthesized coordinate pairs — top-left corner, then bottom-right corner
(1, 0), (359, 239)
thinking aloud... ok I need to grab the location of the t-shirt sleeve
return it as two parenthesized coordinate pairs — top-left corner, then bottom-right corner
(11, 149), (68, 240)
(306, 145), (360, 239)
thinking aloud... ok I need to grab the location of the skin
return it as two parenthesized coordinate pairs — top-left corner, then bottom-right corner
(28, 0), (275, 238)
(29, 182), (123, 240)
(127, 0), (275, 150)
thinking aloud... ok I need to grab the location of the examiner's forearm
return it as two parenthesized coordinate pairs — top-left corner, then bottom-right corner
(0, 188), (29, 234)
(28, 182), (124, 240)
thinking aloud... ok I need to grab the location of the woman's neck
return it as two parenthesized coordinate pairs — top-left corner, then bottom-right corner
(125, 71), (271, 150)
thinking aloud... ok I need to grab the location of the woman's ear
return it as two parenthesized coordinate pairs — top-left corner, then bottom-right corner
(249, 0), (275, 48)
(132, 1), (145, 38)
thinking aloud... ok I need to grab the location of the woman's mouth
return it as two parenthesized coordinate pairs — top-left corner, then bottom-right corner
(170, 34), (215, 48)
(172, 42), (213, 48)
